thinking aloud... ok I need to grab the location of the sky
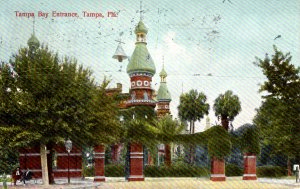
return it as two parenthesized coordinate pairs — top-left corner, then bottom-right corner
(1, 0), (299, 132)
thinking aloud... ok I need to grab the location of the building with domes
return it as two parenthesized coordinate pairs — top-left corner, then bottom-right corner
(27, 32), (40, 50)
(157, 63), (172, 117)
(18, 5), (174, 183)
(126, 20), (156, 109)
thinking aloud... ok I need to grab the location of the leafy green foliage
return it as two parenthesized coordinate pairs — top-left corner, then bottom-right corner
(213, 90), (241, 121)
(85, 81), (122, 145)
(234, 124), (260, 155)
(83, 166), (95, 177)
(174, 126), (232, 159)
(177, 89), (209, 164)
(154, 115), (185, 143)
(177, 89), (209, 133)
(124, 119), (158, 147)
(105, 164), (125, 177)
(175, 132), (208, 145)
(225, 163), (243, 176)
(0, 46), (121, 148)
(257, 166), (286, 178)
(154, 115), (185, 166)
(99, 164), (209, 177)
(254, 46), (300, 101)
(240, 126), (260, 154)
(207, 126), (232, 159)
(254, 46), (300, 159)
(213, 90), (241, 130)
(0, 145), (18, 174)
(144, 164), (209, 177)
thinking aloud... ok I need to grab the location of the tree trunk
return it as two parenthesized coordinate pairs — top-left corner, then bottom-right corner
(47, 144), (55, 184)
(287, 157), (292, 176)
(40, 144), (49, 186)
(190, 145), (195, 165)
(165, 143), (171, 167)
(148, 152), (154, 165)
(190, 120), (195, 134)
(189, 120), (195, 164)
(221, 115), (229, 131)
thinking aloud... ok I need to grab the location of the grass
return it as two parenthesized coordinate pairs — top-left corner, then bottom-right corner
(101, 177), (292, 189)
(0, 177), (11, 182)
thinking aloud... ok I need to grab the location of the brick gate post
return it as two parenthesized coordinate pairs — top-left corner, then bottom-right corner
(128, 142), (144, 181)
(243, 153), (257, 180)
(94, 145), (105, 182)
(210, 156), (226, 181)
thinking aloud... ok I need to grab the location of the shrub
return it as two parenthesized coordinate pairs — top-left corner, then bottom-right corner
(240, 125), (260, 155)
(83, 166), (94, 177)
(105, 164), (124, 177)
(225, 163), (243, 176)
(257, 166), (286, 177)
(207, 126), (232, 159)
(144, 164), (209, 177)
(0, 175), (11, 182)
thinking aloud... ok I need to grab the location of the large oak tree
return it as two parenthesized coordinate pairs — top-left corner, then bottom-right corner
(253, 46), (300, 175)
(0, 46), (121, 184)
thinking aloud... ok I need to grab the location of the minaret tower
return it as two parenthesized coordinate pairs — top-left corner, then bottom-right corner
(126, 10), (156, 108)
(205, 116), (211, 130)
(157, 59), (171, 117)
(27, 20), (40, 54)
(126, 1), (155, 182)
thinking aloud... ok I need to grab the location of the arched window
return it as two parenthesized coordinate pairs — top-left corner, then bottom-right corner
(136, 80), (142, 87)
(144, 81), (149, 86)
(143, 91), (148, 100)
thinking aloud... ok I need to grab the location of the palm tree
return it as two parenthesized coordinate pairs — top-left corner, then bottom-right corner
(213, 90), (241, 131)
(177, 89), (210, 134)
(154, 115), (184, 166)
(177, 89), (209, 164)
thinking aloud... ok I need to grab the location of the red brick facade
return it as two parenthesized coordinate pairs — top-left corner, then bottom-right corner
(128, 143), (144, 181)
(210, 157), (226, 181)
(157, 101), (170, 118)
(127, 74), (156, 108)
(54, 146), (82, 178)
(19, 146), (42, 178)
(243, 153), (257, 180)
(94, 145), (105, 182)
(19, 145), (82, 179)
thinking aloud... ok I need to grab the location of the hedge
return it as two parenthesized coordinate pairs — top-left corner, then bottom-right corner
(225, 163), (243, 176)
(83, 166), (94, 177)
(207, 126), (232, 159)
(84, 164), (125, 177)
(102, 164), (209, 177)
(240, 126), (260, 154)
(105, 164), (125, 177)
(145, 165), (209, 177)
(257, 166), (286, 177)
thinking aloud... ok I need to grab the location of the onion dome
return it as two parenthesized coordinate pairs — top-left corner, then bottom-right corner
(157, 82), (171, 101)
(127, 20), (155, 75)
(159, 66), (167, 79)
(135, 20), (148, 34)
(127, 45), (156, 75)
(27, 33), (40, 49)
(157, 65), (171, 101)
